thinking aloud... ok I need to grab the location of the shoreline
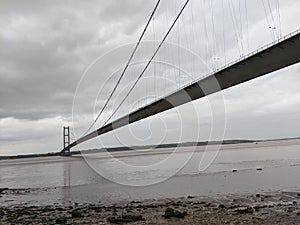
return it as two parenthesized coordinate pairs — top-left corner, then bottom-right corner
(1, 190), (300, 224)
(1, 137), (300, 161)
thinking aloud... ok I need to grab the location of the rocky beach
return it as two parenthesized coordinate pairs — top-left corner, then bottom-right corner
(1, 188), (300, 224)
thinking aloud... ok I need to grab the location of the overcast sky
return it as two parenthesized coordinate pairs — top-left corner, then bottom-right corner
(0, 0), (300, 155)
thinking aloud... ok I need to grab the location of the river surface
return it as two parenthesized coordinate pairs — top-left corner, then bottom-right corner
(1, 139), (300, 206)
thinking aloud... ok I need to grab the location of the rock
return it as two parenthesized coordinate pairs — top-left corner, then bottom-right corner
(163, 208), (175, 218)
(168, 201), (181, 207)
(0, 188), (8, 194)
(55, 207), (65, 211)
(122, 214), (145, 221)
(162, 208), (188, 219)
(71, 210), (83, 218)
(0, 209), (5, 216)
(218, 204), (227, 209)
(187, 195), (195, 199)
(107, 214), (145, 223)
(256, 194), (261, 198)
(254, 205), (265, 211)
(232, 169), (238, 172)
(256, 168), (263, 171)
(293, 201), (297, 205)
(203, 202), (211, 207)
(234, 207), (254, 214)
(40, 206), (54, 212)
(287, 207), (294, 213)
(87, 205), (101, 212)
(55, 217), (68, 224)
(146, 203), (160, 208)
(228, 204), (239, 210)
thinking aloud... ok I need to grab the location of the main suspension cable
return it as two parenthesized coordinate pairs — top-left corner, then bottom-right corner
(102, 0), (191, 126)
(81, 0), (161, 137)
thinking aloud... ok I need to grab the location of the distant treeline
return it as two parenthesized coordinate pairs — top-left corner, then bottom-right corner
(0, 152), (61, 160)
(70, 139), (257, 155)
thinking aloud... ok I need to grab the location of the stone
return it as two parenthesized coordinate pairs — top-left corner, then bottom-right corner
(40, 206), (54, 212)
(218, 204), (227, 209)
(234, 207), (254, 214)
(55, 217), (68, 224)
(187, 195), (195, 199)
(71, 210), (83, 218)
(287, 207), (294, 213)
(107, 214), (145, 223)
(203, 202), (211, 207)
(162, 208), (188, 219)
(254, 205), (266, 211)
(0, 188), (8, 194)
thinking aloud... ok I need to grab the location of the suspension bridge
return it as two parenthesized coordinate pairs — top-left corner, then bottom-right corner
(62, 0), (300, 155)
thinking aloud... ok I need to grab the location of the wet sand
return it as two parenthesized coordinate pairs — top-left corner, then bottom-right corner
(1, 189), (300, 224)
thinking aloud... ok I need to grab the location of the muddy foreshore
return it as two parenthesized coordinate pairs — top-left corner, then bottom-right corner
(1, 188), (300, 224)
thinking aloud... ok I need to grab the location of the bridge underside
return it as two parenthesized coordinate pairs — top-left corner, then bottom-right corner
(63, 32), (300, 153)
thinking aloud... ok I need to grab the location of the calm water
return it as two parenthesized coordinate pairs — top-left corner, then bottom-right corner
(1, 139), (300, 206)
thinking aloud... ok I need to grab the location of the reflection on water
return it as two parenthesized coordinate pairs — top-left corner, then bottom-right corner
(0, 139), (300, 205)
(63, 162), (71, 203)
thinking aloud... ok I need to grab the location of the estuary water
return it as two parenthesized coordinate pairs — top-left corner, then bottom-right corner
(1, 139), (300, 206)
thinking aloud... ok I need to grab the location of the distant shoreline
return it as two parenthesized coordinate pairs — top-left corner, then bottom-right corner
(1, 137), (299, 161)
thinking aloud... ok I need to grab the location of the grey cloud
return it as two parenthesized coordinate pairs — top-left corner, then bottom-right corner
(0, 0), (169, 122)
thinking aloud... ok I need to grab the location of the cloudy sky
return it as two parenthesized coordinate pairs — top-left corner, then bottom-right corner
(0, 0), (299, 155)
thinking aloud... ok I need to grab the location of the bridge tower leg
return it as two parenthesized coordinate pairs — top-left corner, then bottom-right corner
(62, 126), (71, 156)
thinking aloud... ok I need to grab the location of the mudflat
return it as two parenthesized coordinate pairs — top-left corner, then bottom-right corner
(1, 189), (300, 224)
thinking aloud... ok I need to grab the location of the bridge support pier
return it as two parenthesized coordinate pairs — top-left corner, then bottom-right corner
(61, 126), (72, 156)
